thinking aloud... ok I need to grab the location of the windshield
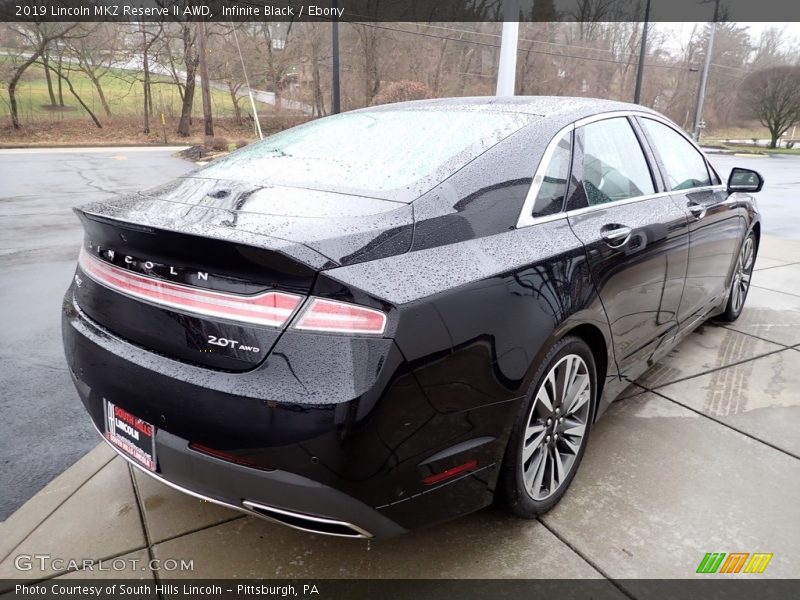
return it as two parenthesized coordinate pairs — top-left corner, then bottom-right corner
(195, 109), (532, 202)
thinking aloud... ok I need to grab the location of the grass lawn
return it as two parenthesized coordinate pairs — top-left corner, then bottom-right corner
(717, 144), (800, 155)
(0, 56), (269, 123)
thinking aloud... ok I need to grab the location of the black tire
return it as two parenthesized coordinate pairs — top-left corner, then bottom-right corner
(718, 232), (757, 323)
(499, 335), (597, 518)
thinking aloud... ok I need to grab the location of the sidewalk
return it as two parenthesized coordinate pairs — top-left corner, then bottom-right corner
(2, 235), (799, 583)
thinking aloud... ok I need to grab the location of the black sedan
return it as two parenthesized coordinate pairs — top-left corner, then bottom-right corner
(62, 97), (762, 538)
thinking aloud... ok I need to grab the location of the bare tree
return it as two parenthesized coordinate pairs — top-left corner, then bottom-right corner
(207, 24), (248, 124)
(198, 21), (213, 136)
(40, 48), (58, 106)
(159, 19), (201, 137)
(351, 23), (383, 105)
(300, 23), (328, 117)
(64, 24), (123, 117)
(51, 63), (103, 128)
(259, 22), (297, 110)
(4, 23), (78, 128)
(741, 66), (800, 148)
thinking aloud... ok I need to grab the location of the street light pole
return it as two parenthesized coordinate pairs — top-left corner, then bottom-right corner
(331, 0), (341, 114)
(693, 0), (720, 141)
(633, 0), (651, 104)
(496, 0), (520, 96)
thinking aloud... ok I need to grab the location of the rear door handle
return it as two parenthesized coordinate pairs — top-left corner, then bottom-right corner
(687, 201), (707, 219)
(600, 224), (632, 247)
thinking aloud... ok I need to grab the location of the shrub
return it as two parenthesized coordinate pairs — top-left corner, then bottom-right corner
(206, 136), (229, 151)
(371, 80), (434, 106)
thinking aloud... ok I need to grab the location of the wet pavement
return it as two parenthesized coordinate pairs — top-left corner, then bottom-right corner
(0, 147), (194, 520)
(709, 153), (800, 240)
(1, 149), (799, 581)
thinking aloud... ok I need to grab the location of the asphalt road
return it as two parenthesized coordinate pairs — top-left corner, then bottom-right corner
(0, 148), (194, 520)
(708, 153), (800, 239)
(0, 148), (798, 521)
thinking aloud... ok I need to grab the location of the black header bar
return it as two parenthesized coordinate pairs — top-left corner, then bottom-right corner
(2, 0), (800, 23)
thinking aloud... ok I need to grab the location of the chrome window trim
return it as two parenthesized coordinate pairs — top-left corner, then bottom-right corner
(564, 185), (725, 220)
(516, 123), (574, 229)
(516, 109), (725, 229)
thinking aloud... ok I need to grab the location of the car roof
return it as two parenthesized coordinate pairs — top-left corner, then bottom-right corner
(360, 95), (662, 128)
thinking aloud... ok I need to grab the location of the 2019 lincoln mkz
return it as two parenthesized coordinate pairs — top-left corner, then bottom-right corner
(62, 97), (763, 538)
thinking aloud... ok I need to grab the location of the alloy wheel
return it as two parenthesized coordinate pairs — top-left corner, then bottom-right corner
(521, 354), (592, 501)
(731, 236), (755, 315)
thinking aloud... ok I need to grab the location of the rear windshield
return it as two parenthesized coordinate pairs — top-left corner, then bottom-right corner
(195, 109), (531, 202)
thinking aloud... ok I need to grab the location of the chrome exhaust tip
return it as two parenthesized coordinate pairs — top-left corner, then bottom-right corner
(242, 500), (373, 539)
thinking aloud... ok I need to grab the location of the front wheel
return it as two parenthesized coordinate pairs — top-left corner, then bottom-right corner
(499, 336), (597, 517)
(719, 232), (756, 322)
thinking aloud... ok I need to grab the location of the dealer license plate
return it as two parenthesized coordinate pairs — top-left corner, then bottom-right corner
(104, 399), (157, 471)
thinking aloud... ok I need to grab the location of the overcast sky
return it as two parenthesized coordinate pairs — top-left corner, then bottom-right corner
(656, 22), (800, 51)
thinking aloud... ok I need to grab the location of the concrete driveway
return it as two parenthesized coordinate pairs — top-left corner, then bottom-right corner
(1, 149), (799, 583)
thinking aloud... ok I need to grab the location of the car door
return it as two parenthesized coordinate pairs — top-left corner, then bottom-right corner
(637, 117), (746, 326)
(566, 116), (690, 380)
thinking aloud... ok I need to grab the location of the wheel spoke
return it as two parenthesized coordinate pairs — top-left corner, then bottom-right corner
(566, 387), (590, 417)
(537, 377), (555, 413)
(742, 240), (754, 270)
(563, 422), (586, 439)
(530, 446), (548, 497)
(522, 425), (546, 462)
(564, 374), (590, 415)
(555, 357), (571, 408)
(554, 446), (566, 484)
(561, 436), (581, 455)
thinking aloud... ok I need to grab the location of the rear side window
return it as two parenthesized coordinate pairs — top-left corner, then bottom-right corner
(578, 118), (655, 205)
(532, 132), (572, 217)
(640, 118), (712, 191)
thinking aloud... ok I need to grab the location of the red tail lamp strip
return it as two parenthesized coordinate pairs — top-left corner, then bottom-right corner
(78, 248), (302, 327)
(189, 443), (273, 472)
(422, 460), (479, 485)
(294, 298), (387, 335)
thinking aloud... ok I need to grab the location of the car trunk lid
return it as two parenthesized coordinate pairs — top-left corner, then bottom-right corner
(71, 180), (411, 371)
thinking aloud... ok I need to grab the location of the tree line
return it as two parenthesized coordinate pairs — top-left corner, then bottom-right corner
(1, 17), (799, 146)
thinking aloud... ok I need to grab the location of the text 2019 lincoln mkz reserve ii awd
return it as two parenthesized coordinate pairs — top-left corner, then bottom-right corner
(62, 97), (763, 538)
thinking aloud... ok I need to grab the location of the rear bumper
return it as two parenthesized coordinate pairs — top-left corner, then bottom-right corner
(62, 288), (513, 538)
(92, 419), (400, 538)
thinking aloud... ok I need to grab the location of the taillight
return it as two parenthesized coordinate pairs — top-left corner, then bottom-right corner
(293, 298), (387, 335)
(78, 249), (303, 328)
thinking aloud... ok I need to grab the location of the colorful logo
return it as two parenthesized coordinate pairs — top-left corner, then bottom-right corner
(696, 552), (773, 574)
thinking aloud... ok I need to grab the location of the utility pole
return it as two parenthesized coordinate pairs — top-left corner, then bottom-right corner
(633, 0), (651, 104)
(198, 21), (214, 137)
(496, 0), (520, 96)
(232, 25), (263, 139)
(141, 23), (151, 134)
(693, 0), (720, 141)
(332, 0), (341, 114)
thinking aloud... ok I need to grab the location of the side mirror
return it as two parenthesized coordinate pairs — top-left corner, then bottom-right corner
(727, 167), (764, 194)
